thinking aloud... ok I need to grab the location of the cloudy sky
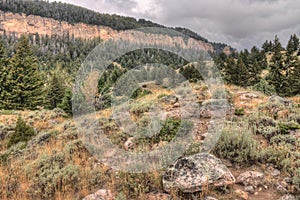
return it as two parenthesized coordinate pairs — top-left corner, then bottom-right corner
(55, 0), (300, 50)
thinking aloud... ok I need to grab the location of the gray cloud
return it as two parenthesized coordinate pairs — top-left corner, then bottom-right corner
(55, 0), (300, 50)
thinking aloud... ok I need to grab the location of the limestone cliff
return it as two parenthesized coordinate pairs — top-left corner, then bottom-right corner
(0, 10), (214, 52)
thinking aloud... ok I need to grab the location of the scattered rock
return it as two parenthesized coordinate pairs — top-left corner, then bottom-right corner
(124, 137), (135, 151)
(278, 194), (298, 200)
(277, 183), (288, 193)
(244, 186), (255, 194)
(144, 192), (171, 200)
(235, 189), (249, 200)
(160, 95), (178, 105)
(268, 95), (292, 106)
(82, 189), (113, 200)
(240, 92), (259, 101)
(205, 197), (218, 200)
(272, 169), (281, 177)
(237, 171), (264, 187)
(283, 177), (292, 184)
(162, 153), (235, 193)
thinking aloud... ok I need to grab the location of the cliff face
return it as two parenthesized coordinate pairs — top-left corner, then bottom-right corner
(0, 10), (117, 40)
(0, 10), (214, 52)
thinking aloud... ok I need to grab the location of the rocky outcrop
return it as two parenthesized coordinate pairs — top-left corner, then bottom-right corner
(0, 10), (116, 40)
(0, 11), (214, 52)
(162, 153), (235, 193)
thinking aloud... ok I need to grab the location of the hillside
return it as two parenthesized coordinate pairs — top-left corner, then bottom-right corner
(0, 1), (300, 200)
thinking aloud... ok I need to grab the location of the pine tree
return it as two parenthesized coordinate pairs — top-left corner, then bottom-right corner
(289, 60), (300, 95)
(0, 39), (9, 109)
(46, 72), (65, 109)
(262, 40), (273, 53)
(4, 35), (44, 110)
(235, 57), (250, 86)
(287, 34), (300, 55)
(268, 36), (288, 96)
(8, 115), (35, 148)
(58, 88), (73, 116)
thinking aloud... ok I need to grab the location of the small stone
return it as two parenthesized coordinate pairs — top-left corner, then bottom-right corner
(124, 137), (135, 151)
(271, 169), (281, 177)
(235, 189), (248, 200)
(278, 194), (298, 200)
(237, 171), (264, 187)
(83, 189), (113, 200)
(277, 184), (288, 193)
(205, 197), (218, 200)
(244, 186), (254, 194)
(144, 192), (171, 200)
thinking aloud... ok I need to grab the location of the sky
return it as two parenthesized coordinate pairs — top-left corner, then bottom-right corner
(54, 0), (300, 50)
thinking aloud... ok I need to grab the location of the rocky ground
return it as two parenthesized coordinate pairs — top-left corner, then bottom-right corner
(0, 83), (300, 200)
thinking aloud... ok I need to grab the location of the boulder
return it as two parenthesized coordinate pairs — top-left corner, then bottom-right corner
(237, 171), (264, 187)
(162, 153), (235, 193)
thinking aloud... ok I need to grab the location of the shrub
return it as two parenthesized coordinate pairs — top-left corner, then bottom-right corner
(293, 168), (300, 188)
(130, 101), (152, 116)
(211, 87), (232, 103)
(252, 79), (276, 95)
(7, 116), (35, 148)
(130, 88), (152, 99)
(25, 153), (79, 199)
(278, 122), (300, 134)
(213, 125), (261, 164)
(261, 145), (295, 172)
(157, 93), (168, 99)
(256, 126), (279, 141)
(235, 108), (245, 116)
(270, 134), (296, 145)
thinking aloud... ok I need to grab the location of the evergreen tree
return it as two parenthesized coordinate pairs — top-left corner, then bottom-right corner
(268, 36), (288, 96)
(262, 40), (273, 53)
(0, 40), (9, 109)
(4, 35), (44, 110)
(288, 60), (300, 95)
(46, 72), (65, 109)
(8, 115), (35, 148)
(287, 34), (300, 55)
(58, 88), (73, 116)
(235, 57), (250, 86)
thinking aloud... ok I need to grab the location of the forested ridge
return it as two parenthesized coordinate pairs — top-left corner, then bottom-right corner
(214, 34), (300, 97)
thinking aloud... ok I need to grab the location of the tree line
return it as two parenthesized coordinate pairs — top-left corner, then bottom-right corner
(214, 34), (300, 97)
(0, 32), (101, 114)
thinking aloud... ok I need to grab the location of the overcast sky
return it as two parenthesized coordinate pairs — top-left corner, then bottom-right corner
(55, 0), (300, 50)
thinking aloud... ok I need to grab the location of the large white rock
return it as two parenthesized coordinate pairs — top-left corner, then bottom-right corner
(162, 153), (235, 193)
